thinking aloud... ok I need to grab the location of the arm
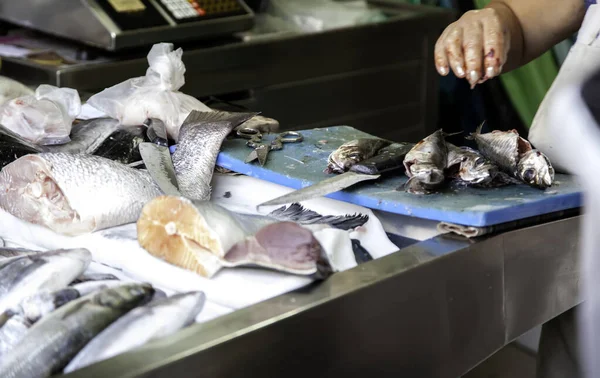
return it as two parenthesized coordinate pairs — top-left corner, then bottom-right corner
(435, 0), (586, 88)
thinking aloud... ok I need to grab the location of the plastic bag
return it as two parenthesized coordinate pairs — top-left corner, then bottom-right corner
(266, 0), (386, 32)
(86, 43), (211, 141)
(0, 76), (34, 105)
(0, 84), (80, 145)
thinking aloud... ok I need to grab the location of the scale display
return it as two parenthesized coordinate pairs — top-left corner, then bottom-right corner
(156, 0), (247, 22)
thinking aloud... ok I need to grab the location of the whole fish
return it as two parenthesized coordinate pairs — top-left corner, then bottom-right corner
(324, 138), (391, 174)
(0, 124), (42, 169)
(0, 283), (154, 378)
(64, 291), (205, 373)
(446, 144), (498, 186)
(17, 287), (80, 323)
(0, 313), (31, 357)
(402, 129), (450, 194)
(0, 248), (91, 314)
(137, 196), (329, 278)
(0, 153), (162, 236)
(172, 110), (256, 201)
(466, 124), (555, 189)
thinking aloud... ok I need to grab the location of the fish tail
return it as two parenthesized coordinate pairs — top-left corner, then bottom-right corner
(182, 110), (259, 128)
(268, 203), (369, 230)
(465, 121), (486, 140)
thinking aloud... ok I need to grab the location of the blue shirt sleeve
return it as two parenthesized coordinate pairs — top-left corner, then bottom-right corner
(586, 0), (597, 9)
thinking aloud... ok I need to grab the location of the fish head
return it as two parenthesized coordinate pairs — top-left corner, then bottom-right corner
(325, 145), (365, 174)
(95, 283), (155, 311)
(517, 150), (555, 189)
(460, 156), (497, 185)
(411, 164), (445, 186)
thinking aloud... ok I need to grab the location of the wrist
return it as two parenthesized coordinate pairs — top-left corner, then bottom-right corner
(486, 1), (525, 71)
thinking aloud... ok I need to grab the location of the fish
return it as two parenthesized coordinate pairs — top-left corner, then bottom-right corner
(70, 280), (125, 296)
(64, 291), (205, 373)
(402, 129), (451, 194)
(466, 124), (555, 188)
(172, 110), (256, 201)
(324, 138), (391, 174)
(446, 144), (498, 186)
(0, 124), (42, 170)
(0, 153), (162, 236)
(137, 196), (330, 278)
(0, 314), (31, 357)
(17, 287), (80, 323)
(72, 273), (119, 284)
(0, 248), (91, 314)
(0, 283), (154, 378)
(0, 248), (39, 260)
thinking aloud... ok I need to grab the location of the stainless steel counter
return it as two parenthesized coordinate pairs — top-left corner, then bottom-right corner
(64, 212), (581, 378)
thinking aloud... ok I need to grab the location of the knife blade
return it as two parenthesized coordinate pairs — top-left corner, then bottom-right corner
(257, 142), (413, 208)
(139, 142), (181, 196)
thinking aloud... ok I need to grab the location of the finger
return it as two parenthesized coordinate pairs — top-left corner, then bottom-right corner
(482, 16), (507, 79)
(445, 27), (466, 78)
(462, 21), (484, 88)
(434, 29), (451, 76)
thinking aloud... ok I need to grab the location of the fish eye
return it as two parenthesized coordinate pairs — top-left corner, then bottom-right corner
(522, 168), (535, 182)
(475, 157), (485, 165)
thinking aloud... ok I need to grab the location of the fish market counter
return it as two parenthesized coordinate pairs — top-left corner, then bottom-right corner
(64, 211), (581, 378)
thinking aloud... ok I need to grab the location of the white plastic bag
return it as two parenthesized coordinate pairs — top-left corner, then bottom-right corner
(86, 43), (211, 141)
(0, 84), (80, 145)
(0, 76), (34, 105)
(529, 5), (600, 173)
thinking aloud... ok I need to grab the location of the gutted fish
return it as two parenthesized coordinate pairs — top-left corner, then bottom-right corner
(0, 283), (154, 378)
(64, 291), (205, 373)
(173, 110), (256, 201)
(446, 144), (498, 186)
(17, 287), (80, 323)
(0, 248), (90, 314)
(0, 153), (162, 235)
(466, 124), (555, 189)
(224, 222), (330, 278)
(324, 138), (391, 174)
(0, 313), (31, 358)
(402, 129), (450, 194)
(137, 196), (330, 278)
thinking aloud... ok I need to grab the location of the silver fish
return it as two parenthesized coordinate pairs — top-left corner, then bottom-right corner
(324, 138), (391, 174)
(446, 144), (497, 186)
(467, 124), (554, 189)
(64, 291), (205, 373)
(137, 196), (329, 278)
(17, 287), (80, 323)
(0, 314), (31, 357)
(173, 110), (256, 201)
(0, 248), (91, 314)
(403, 129), (450, 194)
(0, 153), (162, 236)
(0, 283), (154, 378)
(45, 118), (121, 155)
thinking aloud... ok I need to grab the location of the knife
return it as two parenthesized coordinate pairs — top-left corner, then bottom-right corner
(139, 119), (181, 196)
(257, 142), (414, 208)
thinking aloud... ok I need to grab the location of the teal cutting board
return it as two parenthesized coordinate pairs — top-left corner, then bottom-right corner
(213, 126), (582, 227)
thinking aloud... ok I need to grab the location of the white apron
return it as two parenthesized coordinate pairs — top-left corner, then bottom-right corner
(528, 4), (600, 173)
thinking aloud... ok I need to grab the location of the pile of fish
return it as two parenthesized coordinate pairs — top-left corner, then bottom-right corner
(324, 124), (555, 195)
(0, 247), (205, 378)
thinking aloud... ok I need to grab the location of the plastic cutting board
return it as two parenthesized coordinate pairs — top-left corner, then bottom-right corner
(214, 126), (582, 227)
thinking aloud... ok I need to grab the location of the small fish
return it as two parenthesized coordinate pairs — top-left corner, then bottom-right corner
(137, 196), (330, 278)
(0, 153), (162, 236)
(402, 130), (451, 194)
(0, 284), (154, 378)
(0, 313), (31, 357)
(324, 138), (391, 174)
(17, 287), (80, 323)
(71, 273), (120, 284)
(446, 144), (498, 186)
(172, 110), (256, 201)
(466, 124), (554, 189)
(0, 248), (91, 314)
(64, 291), (205, 373)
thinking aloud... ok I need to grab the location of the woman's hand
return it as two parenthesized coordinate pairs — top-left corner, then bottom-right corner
(435, 7), (510, 88)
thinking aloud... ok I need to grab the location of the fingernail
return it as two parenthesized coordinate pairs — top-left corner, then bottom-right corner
(439, 66), (448, 75)
(486, 66), (495, 78)
(455, 65), (465, 77)
(469, 70), (480, 84)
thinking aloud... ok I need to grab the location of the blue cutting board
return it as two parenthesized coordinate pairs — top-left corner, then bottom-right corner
(213, 126), (582, 227)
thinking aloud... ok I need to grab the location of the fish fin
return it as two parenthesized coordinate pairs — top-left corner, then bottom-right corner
(442, 131), (463, 138)
(182, 110), (259, 129)
(350, 239), (373, 264)
(268, 203), (369, 230)
(465, 121), (486, 141)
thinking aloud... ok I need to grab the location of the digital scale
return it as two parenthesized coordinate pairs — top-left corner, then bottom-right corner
(0, 0), (255, 51)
